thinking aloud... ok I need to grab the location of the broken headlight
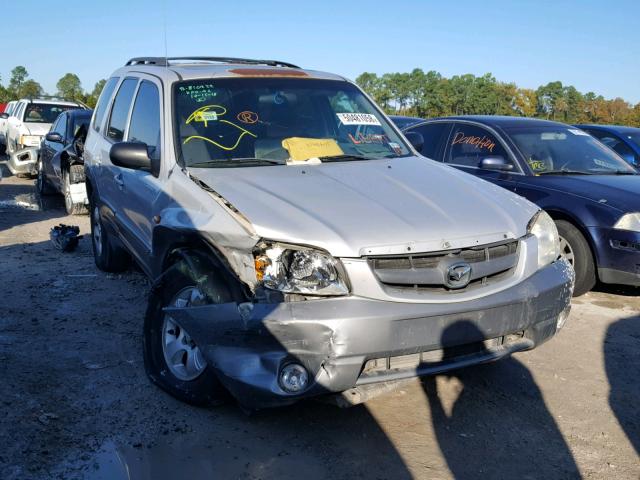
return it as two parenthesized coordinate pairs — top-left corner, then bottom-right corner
(528, 210), (560, 269)
(254, 243), (349, 296)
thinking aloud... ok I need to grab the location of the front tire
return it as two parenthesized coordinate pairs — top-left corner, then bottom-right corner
(143, 255), (233, 406)
(555, 220), (596, 296)
(90, 196), (130, 272)
(63, 166), (88, 215)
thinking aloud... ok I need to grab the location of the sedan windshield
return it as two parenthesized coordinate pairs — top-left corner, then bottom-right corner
(24, 103), (78, 124)
(623, 130), (640, 146)
(504, 126), (637, 175)
(173, 77), (410, 167)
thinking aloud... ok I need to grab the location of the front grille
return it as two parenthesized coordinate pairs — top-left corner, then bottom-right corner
(360, 332), (525, 380)
(368, 239), (519, 293)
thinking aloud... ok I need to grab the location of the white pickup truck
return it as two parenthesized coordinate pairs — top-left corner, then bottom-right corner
(4, 98), (83, 176)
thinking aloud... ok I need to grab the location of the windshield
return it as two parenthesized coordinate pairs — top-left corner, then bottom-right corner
(173, 78), (410, 167)
(23, 103), (78, 124)
(504, 125), (636, 175)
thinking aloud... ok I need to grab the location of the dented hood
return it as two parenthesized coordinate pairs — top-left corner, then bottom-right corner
(190, 157), (538, 257)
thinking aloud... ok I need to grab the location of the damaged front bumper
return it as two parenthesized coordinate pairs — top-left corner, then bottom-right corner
(7, 147), (38, 175)
(165, 259), (573, 409)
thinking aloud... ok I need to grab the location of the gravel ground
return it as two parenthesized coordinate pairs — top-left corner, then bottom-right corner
(0, 158), (638, 479)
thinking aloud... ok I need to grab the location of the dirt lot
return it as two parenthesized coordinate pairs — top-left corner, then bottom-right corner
(0, 158), (638, 480)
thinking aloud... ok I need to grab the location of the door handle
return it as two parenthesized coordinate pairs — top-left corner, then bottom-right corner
(114, 173), (124, 189)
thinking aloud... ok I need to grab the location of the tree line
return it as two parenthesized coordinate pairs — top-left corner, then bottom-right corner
(356, 69), (640, 127)
(0, 66), (106, 108)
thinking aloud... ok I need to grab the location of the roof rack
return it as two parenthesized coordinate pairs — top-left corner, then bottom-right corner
(125, 56), (300, 69)
(24, 95), (89, 109)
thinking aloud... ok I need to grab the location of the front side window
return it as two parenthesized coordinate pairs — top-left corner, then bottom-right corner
(173, 77), (410, 167)
(107, 78), (138, 142)
(505, 126), (637, 175)
(128, 81), (161, 159)
(407, 122), (451, 160)
(446, 124), (511, 169)
(23, 103), (76, 124)
(93, 77), (120, 133)
(51, 114), (66, 135)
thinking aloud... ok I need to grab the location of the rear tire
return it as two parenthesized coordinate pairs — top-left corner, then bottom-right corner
(555, 220), (596, 296)
(90, 195), (130, 272)
(143, 255), (233, 406)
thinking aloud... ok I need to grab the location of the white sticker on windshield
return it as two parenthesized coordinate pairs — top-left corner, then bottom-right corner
(568, 128), (589, 136)
(336, 113), (381, 126)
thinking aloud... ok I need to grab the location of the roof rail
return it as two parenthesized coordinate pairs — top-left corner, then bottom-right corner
(24, 95), (87, 108)
(125, 56), (300, 69)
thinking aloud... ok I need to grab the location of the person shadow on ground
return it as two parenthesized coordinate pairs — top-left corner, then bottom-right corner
(422, 320), (581, 479)
(604, 314), (640, 456)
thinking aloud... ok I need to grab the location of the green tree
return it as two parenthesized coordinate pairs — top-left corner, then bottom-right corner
(84, 78), (107, 108)
(21, 80), (44, 98)
(8, 66), (29, 98)
(56, 73), (83, 100)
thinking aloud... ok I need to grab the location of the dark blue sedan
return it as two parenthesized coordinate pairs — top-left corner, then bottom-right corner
(575, 124), (640, 168)
(393, 115), (640, 295)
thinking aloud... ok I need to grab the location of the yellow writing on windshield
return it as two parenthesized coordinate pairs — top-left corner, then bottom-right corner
(184, 104), (257, 151)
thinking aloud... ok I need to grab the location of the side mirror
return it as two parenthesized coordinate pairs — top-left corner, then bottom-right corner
(480, 156), (513, 171)
(45, 132), (63, 143)
(0, 113), (8, 119)
(110, 142), (159, 177)
(404, 131), (424, 152)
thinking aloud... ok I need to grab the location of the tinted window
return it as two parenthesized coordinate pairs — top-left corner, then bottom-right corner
(106, 78), (138, 142)
(408, 123), (450, 160)
(92, 77), (120, 133)
(128, 81), (161, 159)
(446, 123), (511, 169)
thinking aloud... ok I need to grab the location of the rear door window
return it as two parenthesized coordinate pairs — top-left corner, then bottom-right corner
(406, 122), (451, 160)
(92, 77), (120, 133)
(446, 123), (512, 169)
(127, 81), (161, 160)
(106, 78), (138, 142)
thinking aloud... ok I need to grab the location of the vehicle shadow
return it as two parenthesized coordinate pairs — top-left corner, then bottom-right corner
(604, 315), (640, 456)
(421, 321), (581, 479)
(593, 282), (640, 297)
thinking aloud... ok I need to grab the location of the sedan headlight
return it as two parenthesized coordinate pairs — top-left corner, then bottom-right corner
(528, 210), (560, 268)
(614, 213), (640, 232)
(19, 135), (41, 147)
(254, 242), (349, 296)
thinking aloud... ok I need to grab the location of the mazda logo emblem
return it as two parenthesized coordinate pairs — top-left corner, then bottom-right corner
(445, 262), (472, 289)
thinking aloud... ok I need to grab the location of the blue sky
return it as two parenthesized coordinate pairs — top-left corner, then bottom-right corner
(2, 0), (639, 102)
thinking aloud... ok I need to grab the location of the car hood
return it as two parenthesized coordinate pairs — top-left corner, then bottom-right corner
(189, 157), (538, 257)
(518, 175), (640, 213)
(23, 123), (51, 136)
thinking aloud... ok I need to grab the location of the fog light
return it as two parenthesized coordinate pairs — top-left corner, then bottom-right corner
(279, 363), (309, 393)
(556, 306), (571, 331)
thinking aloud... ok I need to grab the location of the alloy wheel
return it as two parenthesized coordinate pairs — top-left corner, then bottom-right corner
(161, 287), (208, 381)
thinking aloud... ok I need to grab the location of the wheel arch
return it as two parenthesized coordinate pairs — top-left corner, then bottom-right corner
(544, 208), (600, 277)
(152, 226), (250, 302)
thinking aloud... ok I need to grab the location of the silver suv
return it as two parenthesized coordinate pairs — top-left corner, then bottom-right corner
(84, 57), (574, 410)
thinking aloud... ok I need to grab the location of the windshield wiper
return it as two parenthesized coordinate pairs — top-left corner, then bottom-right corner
(189, 158), (285, 168)
(537, 169), (591, 175)
(317, 154), (371, 162)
